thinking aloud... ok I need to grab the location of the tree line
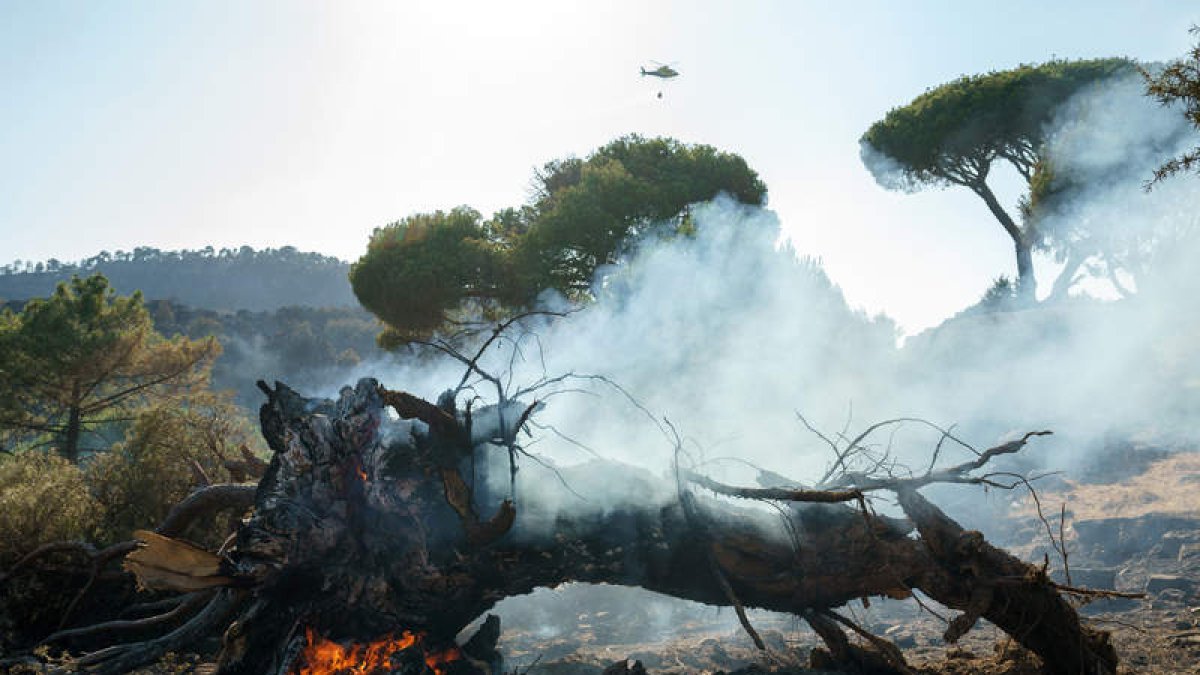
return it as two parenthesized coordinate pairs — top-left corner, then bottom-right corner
(0, 245), (356, 312)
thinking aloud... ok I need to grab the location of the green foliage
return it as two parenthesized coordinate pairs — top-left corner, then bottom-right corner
(0, 452), (98, 565)
(861, 58), (1136, 300)
(862, 58), (1135, 190)
(977, 276), (1020, 313)
(0, 274), (220, 461)
(0, 392), (264, 566)
(351, 135), (767, 341)
(1143, 27), (1200, 185)
(516, 157), (648, 294)
(0, 245), (355, 311)
(519, 136), (767, 294)
(350, 207), (507, 341)
(86, 393), (264, 546)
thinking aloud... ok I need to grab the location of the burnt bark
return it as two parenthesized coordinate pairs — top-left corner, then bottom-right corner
(200, 379), (1114, 675)
(895, 488), (1117, 675)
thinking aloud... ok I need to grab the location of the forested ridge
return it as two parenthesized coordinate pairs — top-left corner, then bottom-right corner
(0, 246), (355, 311)
(1, 297), (387, 409)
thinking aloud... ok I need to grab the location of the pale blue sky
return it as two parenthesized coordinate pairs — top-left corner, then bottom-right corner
(1, 1), (1196, 333)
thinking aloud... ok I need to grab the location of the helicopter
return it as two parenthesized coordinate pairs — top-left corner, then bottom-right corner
(640, 61), (679, 79)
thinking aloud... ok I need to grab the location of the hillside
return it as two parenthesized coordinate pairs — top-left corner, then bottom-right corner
(147, 300), (392, 407)
(0, 246), (356, 311)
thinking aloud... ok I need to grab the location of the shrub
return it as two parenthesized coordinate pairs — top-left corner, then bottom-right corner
(0, 452), (99, 565)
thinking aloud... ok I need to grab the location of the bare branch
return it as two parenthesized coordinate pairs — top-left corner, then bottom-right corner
(57, 588), (245, 675)
(816, 417), (979, 487)
(42, 590), (214, 646)
(157, 483), (257, 538)
(685, 470), (865, 504)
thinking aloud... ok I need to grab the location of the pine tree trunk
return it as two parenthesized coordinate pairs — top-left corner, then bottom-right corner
(61, 381), (83, 463)
(974, 180), (1038, 302)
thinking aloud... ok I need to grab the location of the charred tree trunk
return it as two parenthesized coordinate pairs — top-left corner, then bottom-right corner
(895, 488), (1116, 674)
(38, 377), (1117, 675)
(181, 379), (1112, 675)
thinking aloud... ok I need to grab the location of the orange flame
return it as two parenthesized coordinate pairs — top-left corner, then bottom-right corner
(297, 627), (415, 674)
(424, 646), (462, 674)
(296, 627), (461, 675)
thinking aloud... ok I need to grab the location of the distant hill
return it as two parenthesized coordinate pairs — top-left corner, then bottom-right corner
(0, 294), (392, 409)
(0, 246), (356, 310)
(146, 300), (392, 407)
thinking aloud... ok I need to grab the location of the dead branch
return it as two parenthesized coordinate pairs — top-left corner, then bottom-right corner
(223, 444), (268, 483)
(895, 486), (1117, 675)
(1051, 584), (1146, 600)
(820, 608), (914, 674)
(816, 417), (981, 486)
(378, 386), (460, 437)
(56, 589), (244, 675)
(1, 482), (256, 658)
(684, 470), (865, 504)
(707, 548), (766, 652)
(118, 595), (190, 619)
(42, 590), (215, 646)
(157, 483), (256, 538)
(685, 431), (1054, 503)
(1, 542), (123, 587)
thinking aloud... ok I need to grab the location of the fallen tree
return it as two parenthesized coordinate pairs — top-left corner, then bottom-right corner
(1, 333), (1120, 674)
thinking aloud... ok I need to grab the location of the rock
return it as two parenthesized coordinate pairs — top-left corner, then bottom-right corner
(1073, 515), (1199, 564)
(1050, 567), (1117, 589)
(759, 629), (788, 653)
(722, 665), (772, 675)
(1179, 542), (1200, 563)
(1154, 588), (1188, 607)
(1078, 596), (1140, 616)
(1146, 574), (1196, 596)
(1175, 634), (1200, 648)
(1151, 531), (1198, 559)
(602, 659), (647, 675)
(699, 639), (736, 670)
(884, 624), (916, 649)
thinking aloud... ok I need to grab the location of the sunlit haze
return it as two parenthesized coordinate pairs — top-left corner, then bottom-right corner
(1, 1), (1196, 334)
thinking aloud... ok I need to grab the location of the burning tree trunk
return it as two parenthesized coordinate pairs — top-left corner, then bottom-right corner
(37, 376), (1118, 675)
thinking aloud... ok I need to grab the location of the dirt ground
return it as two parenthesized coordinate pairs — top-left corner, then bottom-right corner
(491, 595), (1200, 674)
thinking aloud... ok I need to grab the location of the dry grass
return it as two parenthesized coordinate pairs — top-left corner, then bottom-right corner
(1025, 450), (1200, 521)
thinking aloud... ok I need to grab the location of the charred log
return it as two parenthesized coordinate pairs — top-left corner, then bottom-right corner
(214, 379), (1115, 674)
(21, 377), (1120, 675)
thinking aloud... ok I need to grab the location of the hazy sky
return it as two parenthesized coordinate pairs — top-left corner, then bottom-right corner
(1, 1), (1196, 333)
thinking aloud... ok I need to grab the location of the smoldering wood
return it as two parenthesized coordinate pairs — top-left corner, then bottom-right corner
(11, 377), (1120, 675)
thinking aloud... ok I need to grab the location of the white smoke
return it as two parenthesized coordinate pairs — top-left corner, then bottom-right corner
(461, 75), (1200, 524)
(294, 74), (1200, 651)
